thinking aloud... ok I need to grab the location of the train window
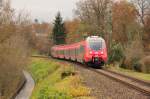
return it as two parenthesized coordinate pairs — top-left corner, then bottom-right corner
(77, 47), (80, 54)
(60, 50), (61, 55)
(70, 48), (75, 56)
(64, 50), (66, 56)
(65, 50), (67, 56)
(88, 40), (102, 51)
(60, 50), (62, 55)
(61, 50), (63, 55)
(63, 50), (64, 55)
(80, 45), (85, 53)
(57, 50), (60, 55)
(69, 49), (71, 56)
(75, 48), (78, 56)
(56, 50), (57, 55)
(66, 49), (69, 56)
(72, 49), (73, 56)
(71, 48), (75, 57)
(70, 49), (72, 55)
(73, 49), (75, 55)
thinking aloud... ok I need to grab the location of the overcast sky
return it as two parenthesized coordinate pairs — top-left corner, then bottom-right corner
(11, 0), (79, 22)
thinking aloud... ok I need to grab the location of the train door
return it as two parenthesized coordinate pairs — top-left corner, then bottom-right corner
(66, 49), (69, 59)
(68, 48), (71, 60)
(58, 50), (60, 58)
(79, 45), (85, 62)
(75, 48), (77, 61)
(76, 47), (80, 62)
(60, 50), (63, 58)
(71, 47), (76, 61)
(55, 50), (58, 58)
(73, 48), (76, 61)
(64, 49), (67, 59)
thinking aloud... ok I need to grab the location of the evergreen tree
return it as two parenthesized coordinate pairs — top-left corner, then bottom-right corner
(52, 12), (66, 45)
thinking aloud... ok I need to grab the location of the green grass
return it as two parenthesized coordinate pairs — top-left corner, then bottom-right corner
(107, 65), (150, 81)
(28, 58), (91, 99)
(28, 58), (59, 82)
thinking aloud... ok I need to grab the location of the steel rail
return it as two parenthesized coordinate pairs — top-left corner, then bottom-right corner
(74, 62), (150, 96)
(31, 55), (49, 58)
(92, 69), (150, 96)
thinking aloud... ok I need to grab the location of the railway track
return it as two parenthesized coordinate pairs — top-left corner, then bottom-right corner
(31, 55), (49, 58)
(91, 68), (150, 96)
(31, 55), (150, 96)
(76, 63), (150, 96)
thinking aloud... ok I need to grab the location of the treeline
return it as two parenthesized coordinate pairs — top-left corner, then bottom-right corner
(63, 0), (150, 73)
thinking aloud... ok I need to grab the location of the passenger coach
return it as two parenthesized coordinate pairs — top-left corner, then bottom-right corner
(51, 36), (108, 67)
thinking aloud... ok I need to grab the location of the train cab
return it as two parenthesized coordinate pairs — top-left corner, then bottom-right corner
(84, 36), (107, 66)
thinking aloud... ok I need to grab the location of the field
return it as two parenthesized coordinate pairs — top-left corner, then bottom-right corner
(28, 58), (92, 99)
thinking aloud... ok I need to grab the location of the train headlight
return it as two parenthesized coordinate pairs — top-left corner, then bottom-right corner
(89, 51), (93, 55)
(101, 51), (104, 54)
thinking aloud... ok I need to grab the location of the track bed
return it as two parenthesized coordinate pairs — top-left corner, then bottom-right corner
(73, 64), (150, 99)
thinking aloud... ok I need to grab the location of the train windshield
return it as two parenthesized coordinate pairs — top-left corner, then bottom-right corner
(88, 39), (103, 51)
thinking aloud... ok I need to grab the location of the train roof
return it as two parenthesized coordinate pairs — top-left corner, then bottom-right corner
(86, 36), (105, 41)
(52, 40), (85, 49)
(52, 36), (105, 50)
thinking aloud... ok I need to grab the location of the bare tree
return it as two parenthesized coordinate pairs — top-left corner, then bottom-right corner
(132, 0), (150, 26)
(75, 0), (111, 37)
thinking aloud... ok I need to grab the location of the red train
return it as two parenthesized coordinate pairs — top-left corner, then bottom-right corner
(51, 36), (108, 67)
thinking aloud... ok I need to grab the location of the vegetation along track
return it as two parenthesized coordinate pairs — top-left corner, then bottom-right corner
(31, 55), (150, 96)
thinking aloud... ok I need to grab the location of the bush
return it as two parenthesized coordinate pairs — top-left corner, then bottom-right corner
(61, 66), (75, 79)
(132, 59), (142, 72)
(122, 39), (144, 70)
(139, 56), (150, 73)
(108, 41), (124, 63)
(34, 36), (51, 55)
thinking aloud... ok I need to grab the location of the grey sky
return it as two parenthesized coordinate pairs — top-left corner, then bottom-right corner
(11, 0), (79, 22)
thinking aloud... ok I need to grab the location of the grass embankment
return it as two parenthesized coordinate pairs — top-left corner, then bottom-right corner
(28, 58), (91, 99)
(106, 65), (150, 81)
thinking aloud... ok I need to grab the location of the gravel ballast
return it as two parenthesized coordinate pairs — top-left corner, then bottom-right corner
(73, 64), (150, 99)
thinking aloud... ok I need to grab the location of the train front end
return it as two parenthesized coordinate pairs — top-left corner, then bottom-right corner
(84, 36), (108, 67)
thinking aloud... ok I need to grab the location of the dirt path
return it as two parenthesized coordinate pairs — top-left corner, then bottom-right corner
(15, 71), (35, 99)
